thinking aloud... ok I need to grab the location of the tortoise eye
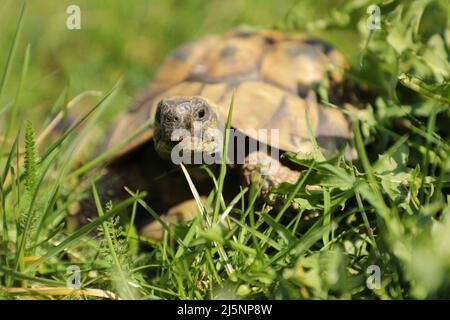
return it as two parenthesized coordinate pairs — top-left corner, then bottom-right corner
(196, 108), (206, 120)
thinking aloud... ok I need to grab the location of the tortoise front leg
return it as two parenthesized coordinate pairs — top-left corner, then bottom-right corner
(241, 151), (323, 222)
(241, 151), (300, 202)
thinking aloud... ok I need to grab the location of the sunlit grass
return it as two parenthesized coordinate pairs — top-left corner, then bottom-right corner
(0, 0), (449, 300)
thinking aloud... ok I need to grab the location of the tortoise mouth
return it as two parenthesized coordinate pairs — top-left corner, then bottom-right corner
(155, 135), (220, 163)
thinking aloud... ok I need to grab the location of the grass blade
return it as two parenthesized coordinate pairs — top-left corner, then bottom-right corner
(25, 195), (140, 272)
(213, 92), (235, 222)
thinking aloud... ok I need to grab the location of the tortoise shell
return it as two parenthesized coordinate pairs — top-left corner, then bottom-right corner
(106, 28), (353, 160)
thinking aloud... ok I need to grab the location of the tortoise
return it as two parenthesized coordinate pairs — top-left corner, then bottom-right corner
(81, 28), (357, 239)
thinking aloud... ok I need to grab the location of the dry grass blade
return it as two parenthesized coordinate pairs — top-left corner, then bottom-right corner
(179, 162), (236, 279)
(2, 287), (119, 299)
(179, 163), (210, 226)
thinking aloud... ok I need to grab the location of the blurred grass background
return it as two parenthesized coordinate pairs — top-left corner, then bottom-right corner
(0, 0), (301, 127)
(1, 0), (450, 300)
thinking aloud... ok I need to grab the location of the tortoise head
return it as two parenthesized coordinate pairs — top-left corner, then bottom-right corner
(153, 96), (223, 161)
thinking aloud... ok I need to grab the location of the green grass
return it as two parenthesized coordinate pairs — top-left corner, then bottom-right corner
(1, 0), (450, 300)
